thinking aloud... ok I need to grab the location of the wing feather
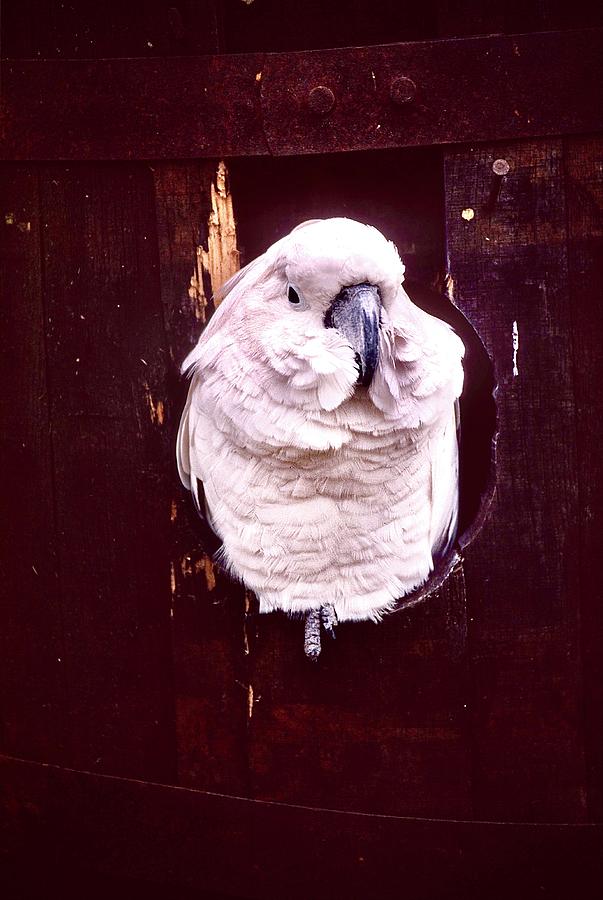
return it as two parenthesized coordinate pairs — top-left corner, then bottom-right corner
(176, 376), (223, 550)
(429, 400), (461, 562)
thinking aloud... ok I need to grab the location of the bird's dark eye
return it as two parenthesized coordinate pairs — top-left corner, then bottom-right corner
(286, 283), (308, 310)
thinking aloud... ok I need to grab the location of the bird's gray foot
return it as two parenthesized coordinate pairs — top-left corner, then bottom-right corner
(304, 605), (338, 660)
(304, 609), (322, 661)
(321, 603), (338, 640)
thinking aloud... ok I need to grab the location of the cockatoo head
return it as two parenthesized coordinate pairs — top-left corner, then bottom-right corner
(183, 218), (410, 413)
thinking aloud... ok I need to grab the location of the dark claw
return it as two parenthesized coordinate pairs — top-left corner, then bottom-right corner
(304, 609), (322, 660)
(320, 604), (338, 640)
(304, 606), (339, 658)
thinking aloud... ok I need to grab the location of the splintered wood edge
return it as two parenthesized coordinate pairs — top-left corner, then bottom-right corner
(189, 160), (241, 317)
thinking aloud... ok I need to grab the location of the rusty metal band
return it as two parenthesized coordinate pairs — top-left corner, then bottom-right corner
(0, 28), (601, 160)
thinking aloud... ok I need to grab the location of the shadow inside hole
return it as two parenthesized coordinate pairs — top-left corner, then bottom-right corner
(393, 279), (498, 612)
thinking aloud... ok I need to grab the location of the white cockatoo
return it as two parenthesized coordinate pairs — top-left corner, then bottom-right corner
(177, 218), (464, 657)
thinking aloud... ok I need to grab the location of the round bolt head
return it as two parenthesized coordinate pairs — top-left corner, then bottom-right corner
(492, 158), (510, 176)
(308, 85), (335, 115)
(390, 76), (417, 105)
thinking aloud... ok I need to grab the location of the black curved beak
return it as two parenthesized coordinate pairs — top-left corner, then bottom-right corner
(324, 283), (381, 386)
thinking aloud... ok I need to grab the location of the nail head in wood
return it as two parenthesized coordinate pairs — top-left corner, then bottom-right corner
(390, 76), (417, 106)
(307, 85), (336, 115)
(492, 158), (510, 176)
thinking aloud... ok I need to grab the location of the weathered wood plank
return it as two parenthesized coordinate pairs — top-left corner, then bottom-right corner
(39, 163), (176, 781)
(0, 0), (221, 58)
(564, 136), (603, 821)
(0, 166), (67, 763)
(152, 160), (250, 793)
(152, 161), (215, 360)
(221, 0), (437, 52)
(436, 0), (602, 37)
(444, 140), (587, 820)
(4, 0), (600, 60)
(246, 569), (473, 817)
(152, 159), (239, 363)
(2, 755), (602, 900)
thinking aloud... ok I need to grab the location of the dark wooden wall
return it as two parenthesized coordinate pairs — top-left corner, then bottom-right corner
(1, 1), (602, 896)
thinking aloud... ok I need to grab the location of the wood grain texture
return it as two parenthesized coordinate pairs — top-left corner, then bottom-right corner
(5, 0), (599, 60)
(221, 0), (438, 52)
(2, 755), (602, 900)
(564, 136), (603, 821)
(152, 161), (216, 361)
(0, 166), (67, 763)
(0, 0), (221, 58)
(152, 160), (250, 794)
(38, 163), (176, 781)
(435, 0), (603, 36)
(246, 569), (472, 817)
(444, 141), (587, 821)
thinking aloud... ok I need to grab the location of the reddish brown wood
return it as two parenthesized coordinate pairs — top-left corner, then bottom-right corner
(0, 166), (67, 763)
(1, 755), (602, 900)
(151, 162), (216, 365)
(565, 136), (603, 821)
(436, 0), (603, 37)
(38, 163), (176, 781)
(3, 0), (601, 59)
(246, 569), (472, 817)
(0, 0), (221, 58)
(444, 140), (587, 821)
(0, 54), (265, 161)
(152, 161), (251, 793)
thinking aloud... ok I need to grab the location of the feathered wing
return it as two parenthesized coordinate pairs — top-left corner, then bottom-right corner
(176, 253), (267, 537)
(370, 286), (465, 568)
(176, 388), (193, 492)
(176, 374), (222, 548)
(428, 398), (461, 563)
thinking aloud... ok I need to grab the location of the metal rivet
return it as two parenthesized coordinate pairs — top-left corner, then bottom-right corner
(308, 85), (335, 115)
(492, 158), (510, 176)
(390, 76), (417, 106)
